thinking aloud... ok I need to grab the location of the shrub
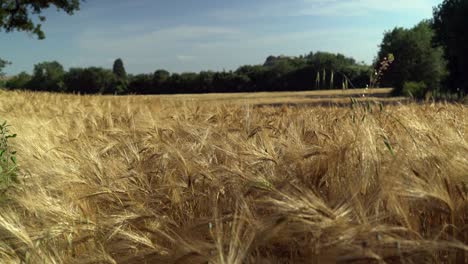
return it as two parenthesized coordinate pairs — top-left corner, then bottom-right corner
(0, 120), (17, 193)
(402, 81), (428, 98)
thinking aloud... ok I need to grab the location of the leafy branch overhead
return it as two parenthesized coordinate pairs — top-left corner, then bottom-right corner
(0, 0), (81, 39)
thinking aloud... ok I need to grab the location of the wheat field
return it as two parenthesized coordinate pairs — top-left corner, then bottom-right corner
(0, 90), (467, 263)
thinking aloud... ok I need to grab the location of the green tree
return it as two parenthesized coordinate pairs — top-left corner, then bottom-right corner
(128, 74), (153, 94)
(5, 72), (31, 89)
(64, 67), (116, 94)
(152, 69), (170, 93)
(28, 61), (65, 92)
(377, 21), (447, 96)
(110, 58), (127, 94)
(0, 0), (81, 39)
(112, 58), (127, 79)
(197, 71), (214, 93)
(433, 0), (468, 94)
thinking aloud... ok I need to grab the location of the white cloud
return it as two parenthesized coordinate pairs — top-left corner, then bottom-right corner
(75, 20), (385, 73)
(300, 0), (435, 16)
(210, 0), (437, 19)
(72, 0), (440, 74)
(75, 25), (246, 72)
(78, 25), (242, 53)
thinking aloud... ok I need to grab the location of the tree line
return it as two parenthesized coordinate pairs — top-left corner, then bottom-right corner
(3, 53), (372, 94)
(1, 0), (467, 98)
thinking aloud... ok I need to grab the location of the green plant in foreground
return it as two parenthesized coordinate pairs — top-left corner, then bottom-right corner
(0, 120), (17, 192)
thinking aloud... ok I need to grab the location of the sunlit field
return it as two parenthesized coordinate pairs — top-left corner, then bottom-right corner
(0, 90), (467, 263)
(136, 88), (401, 106)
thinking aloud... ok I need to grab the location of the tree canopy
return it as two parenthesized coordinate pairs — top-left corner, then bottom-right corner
(112, 58), (127, 79)
(4, 53), (374, 94)
(0, 0), (81, 39)
(377, 21), (447, 96)
(433, 0), (468, 94)
(64, 67), (116, 94)
(28, 61), (65, 92)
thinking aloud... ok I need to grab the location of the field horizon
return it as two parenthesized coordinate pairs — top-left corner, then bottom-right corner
(0, 90), (467, 263)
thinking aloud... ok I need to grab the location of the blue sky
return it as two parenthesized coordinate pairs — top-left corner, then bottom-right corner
(1, 0), (442, 75)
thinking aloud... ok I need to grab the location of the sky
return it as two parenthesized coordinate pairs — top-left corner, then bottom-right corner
(1, 0), (442, 75)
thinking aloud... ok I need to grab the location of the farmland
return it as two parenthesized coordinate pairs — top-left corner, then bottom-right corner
(0, 90), (467, 263)
(152, 88), (402, 106)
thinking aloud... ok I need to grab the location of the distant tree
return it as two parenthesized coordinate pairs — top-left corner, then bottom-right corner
(152, 69), (170, 93)
(110, 58), (127, 94)
(28, 61), (65, 92)
(64, 67), (115, 94)
(197, 71), (215, 93)
(0, 0), (81, 39)
(180, 72), (199, 93)
(263, 56), (275, 66)
(106, 78), (127, 95)
(112, 58), (127, 79)
(128, 74), (153, 94)
(5, 71), (31, 89)
(307, 52), (356, 71)
(377, 21), (447, 96)
(433, 0), (468, 94)
(8, 49), (375, 95)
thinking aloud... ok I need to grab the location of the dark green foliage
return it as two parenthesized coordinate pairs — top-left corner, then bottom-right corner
(125, 52), (372, 95)
(0, 0), (81, 39)
(5, 71), (31, 89)
(7, 52), (374, 95)
(153, 70), (170, 84)
(377, 21), (447, 96)
(433, 0), (468, 94)
(28, 61), (65, 92)
(108, 78), (128, 95)
(109, 58), (128, 94)
(128, 74), (153, 94)
(64, 67), (116, 94)
(112, 58), (127, 79)
(196, 71), (215, 93)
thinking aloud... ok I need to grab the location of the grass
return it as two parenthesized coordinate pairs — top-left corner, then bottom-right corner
(0, 90), (466, 263)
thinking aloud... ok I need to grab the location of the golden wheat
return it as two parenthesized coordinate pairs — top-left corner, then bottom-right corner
(0, 90), (466, 263)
